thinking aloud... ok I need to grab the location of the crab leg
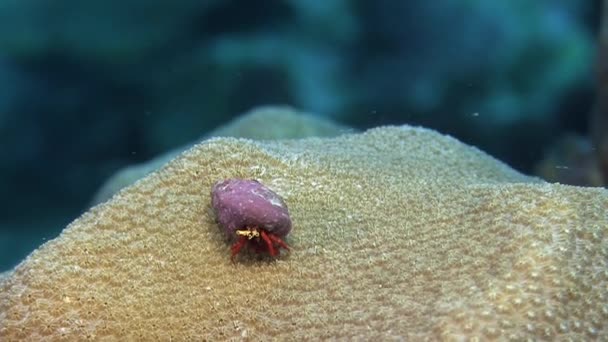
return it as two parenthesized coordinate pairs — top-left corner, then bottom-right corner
(259, 230), (277, 256)
(268, 233), (290, 251)
(230, 236), (249, 261)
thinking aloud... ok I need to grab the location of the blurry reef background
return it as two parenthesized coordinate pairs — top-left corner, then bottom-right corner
(0, 0), (603, 271)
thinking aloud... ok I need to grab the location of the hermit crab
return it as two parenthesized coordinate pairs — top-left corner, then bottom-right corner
(211, 178), (291, 260)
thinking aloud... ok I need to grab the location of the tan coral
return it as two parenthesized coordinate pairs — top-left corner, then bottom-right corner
(91, 105), (352, 204)
(1, 125), (607, 340)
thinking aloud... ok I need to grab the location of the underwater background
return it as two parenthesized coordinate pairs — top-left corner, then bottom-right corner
(0, 0), (604, 271)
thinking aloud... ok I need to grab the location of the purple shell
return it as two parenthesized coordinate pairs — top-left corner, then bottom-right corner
(211, 179), (292, 239)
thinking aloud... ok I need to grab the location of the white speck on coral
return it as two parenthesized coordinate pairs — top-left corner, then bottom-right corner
(249, 165), (267, 176)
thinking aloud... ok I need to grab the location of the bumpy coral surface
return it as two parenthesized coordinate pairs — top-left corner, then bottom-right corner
(1, 126), (607, 340)
(91, 105), (352, 204)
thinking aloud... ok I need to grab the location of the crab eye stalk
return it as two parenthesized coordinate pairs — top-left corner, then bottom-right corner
(211, 179), (292, 260)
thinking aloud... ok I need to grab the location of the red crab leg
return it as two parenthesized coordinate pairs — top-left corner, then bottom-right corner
(230, 236), (248, 261)
(259, 230), (277, 256)
(268, 233), (290, 251)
